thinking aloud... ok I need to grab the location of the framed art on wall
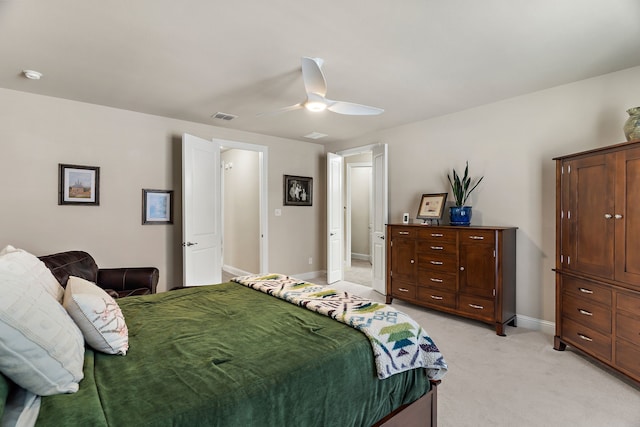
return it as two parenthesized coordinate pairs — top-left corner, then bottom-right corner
(283, 175), (312, 206)
(58, 164), (100, 206)
(416, 193), (447, 222)
(142, 189), (173, 224)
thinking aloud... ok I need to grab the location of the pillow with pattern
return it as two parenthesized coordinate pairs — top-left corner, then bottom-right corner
(63, 276), (129, 355)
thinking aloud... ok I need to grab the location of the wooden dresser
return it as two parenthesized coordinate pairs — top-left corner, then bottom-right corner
(554, 141), (640, 384)
(386, 224), (517, 335)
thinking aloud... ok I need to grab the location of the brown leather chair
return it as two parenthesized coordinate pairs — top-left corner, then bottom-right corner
(39, 250), (158, 298)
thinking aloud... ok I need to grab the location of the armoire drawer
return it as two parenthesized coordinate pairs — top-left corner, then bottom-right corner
(562, 293), (611, 335)
(562, 317), (612, 362)
(417, 287), (456, 309)
(617, 291), (640, 315)
(457, 294), (495, 321)
(615, 339), (640, 381)
(616, 311), (640, 347)
(563, 276), (612, 306)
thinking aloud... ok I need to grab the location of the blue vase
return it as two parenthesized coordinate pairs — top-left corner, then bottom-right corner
(450, 206), (472, 226)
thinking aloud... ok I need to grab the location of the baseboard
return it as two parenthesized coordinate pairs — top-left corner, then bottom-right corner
(516, 314), (555, 335)
(351, 253), (370, 261)
(222, 265), (252, 277)
(295, 270), (326, 281)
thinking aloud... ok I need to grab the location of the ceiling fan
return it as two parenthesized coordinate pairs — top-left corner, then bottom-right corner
(258, 57), (384, 116)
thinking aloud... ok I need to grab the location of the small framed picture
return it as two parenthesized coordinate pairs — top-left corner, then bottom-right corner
(283, 175), (312, 206)
(142, 189), (173, 224)
(58, 164), (100, 206)
(416, 193), (448, 220)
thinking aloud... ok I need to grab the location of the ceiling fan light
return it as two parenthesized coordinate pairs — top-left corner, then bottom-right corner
(305, 101), (327, 112)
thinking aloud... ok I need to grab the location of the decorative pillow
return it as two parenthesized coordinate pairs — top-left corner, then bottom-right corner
(0, 245), (64, 303)
(63, 276), (129, 355)
(0, 263), (85, 396)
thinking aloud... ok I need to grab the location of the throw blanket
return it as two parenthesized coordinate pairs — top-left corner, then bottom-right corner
(231, 274), (448, 380)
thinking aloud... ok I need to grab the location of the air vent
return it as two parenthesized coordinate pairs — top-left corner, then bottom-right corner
(211, 112), (238, 121)
(303, 132), (328, 140)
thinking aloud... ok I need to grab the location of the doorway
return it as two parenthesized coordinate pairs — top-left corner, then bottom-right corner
(345, 158), (373, 287)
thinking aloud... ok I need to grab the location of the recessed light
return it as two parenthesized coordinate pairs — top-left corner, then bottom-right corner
(23, 70), (43, 80)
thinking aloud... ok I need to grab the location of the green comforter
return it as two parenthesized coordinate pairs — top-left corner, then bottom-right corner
(37, 283), (430, 426)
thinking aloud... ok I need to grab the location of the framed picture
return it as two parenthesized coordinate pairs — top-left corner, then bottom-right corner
(283, 175), (312, 206)
(142, 189), (173, 224)
(416, 193), (448, 221)
(58, 164), (100, 206)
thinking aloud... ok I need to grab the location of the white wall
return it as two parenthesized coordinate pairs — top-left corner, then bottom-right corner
(0, 88), (325, 291)
(326, 65), (640, 327)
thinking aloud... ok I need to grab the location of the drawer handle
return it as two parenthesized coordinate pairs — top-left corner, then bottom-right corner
(578, 287), (593, 294)
(430, 261), (443, 265)
(398, 288), (409, 293)
(430, 295), (443, 300)
(578, 309), (593, 316)
(469, 235), (485, 240)
(430, 246), (444, 250)
(468, 303), (484, 310)
(431, 233), (443, 237)
(430, 278), (443, 283)
(398, 231), (409, 235)
(578, 334), (593, 342)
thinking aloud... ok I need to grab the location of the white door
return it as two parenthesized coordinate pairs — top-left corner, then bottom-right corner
(327, 152), (343, 284)
(371, 144), (388, 294)
(182, 133), (222, 286)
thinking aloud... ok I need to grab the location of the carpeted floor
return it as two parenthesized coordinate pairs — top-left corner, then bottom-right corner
(310, 277), (640, 427)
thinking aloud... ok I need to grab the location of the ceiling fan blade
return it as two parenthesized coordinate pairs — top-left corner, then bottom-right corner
(256, 103), (303, 117)
(327, 100), (384, 116)
(301, 57), (327, 97)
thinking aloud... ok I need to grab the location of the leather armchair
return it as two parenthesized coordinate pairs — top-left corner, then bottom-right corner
(39, 250), (158, 298)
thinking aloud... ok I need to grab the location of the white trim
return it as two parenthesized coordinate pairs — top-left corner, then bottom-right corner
(516, 314), (555, 335)
(351, 253), (370, 261)
(222, 264), (252, 277)
(294, 270), (327, 281)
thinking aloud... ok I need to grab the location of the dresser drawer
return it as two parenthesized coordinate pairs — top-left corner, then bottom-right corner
(458, 294), (495, 321)
(459, 229), (495, 244)
(562, 293), (611, 335)
(563, 276), (612, 306)
(615, 339), (640, 381)
(417, 228), (456, 242)
(417, 287), (456, 309)
(417, 270), (457, 291)
(416, 239), (457, 255)
(391, 282), (416, 299)
(417, 253), (457, 273)
(562, 317), (612, 362)
(389, 226), (418, 238)
(616, 311), (640, 347)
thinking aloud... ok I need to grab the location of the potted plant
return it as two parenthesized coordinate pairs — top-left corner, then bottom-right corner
(447, 161), (484, 225)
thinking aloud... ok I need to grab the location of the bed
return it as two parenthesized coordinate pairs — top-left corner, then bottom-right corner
(0, 249), (447, 427)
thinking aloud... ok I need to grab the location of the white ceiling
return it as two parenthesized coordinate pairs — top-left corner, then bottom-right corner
(1, 0), (639, 144)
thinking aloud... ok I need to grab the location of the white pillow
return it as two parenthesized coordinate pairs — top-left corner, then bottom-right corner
(63, 276), (129, 355)
(0, 245), (64, 303)
(0, 263), (85, 396)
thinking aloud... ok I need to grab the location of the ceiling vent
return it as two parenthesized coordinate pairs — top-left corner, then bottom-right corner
(304, 132), (328, 140)
(211, 112), (238, 121)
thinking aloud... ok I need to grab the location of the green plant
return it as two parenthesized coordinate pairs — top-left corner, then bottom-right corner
(447, 161), (484, 207)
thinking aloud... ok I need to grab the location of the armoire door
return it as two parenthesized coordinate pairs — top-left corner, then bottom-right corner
(614, 147), (640, 286)
(566, 154), (615, 279)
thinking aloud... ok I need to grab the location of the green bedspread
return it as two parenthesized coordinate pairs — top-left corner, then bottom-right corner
(36, 282), (430, 427)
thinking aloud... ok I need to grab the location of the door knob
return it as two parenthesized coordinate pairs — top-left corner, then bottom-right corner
(614, 214), (623, 219)
(604, 213), (612, 219)
(182, 242), (198, 247)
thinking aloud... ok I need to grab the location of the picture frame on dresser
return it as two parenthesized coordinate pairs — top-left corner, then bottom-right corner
(416, 193), (447, 223)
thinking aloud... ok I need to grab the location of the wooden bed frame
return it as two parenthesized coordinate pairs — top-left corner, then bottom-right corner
(374, 380), (439, 427)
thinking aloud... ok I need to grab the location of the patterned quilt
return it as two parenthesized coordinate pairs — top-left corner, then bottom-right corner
(231, 274), (448, 380)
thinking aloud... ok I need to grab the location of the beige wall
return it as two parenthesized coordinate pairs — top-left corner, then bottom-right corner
(222, 149), (259, 274)
(326, 65), (640, 327)
(0, 88), (325, 292)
